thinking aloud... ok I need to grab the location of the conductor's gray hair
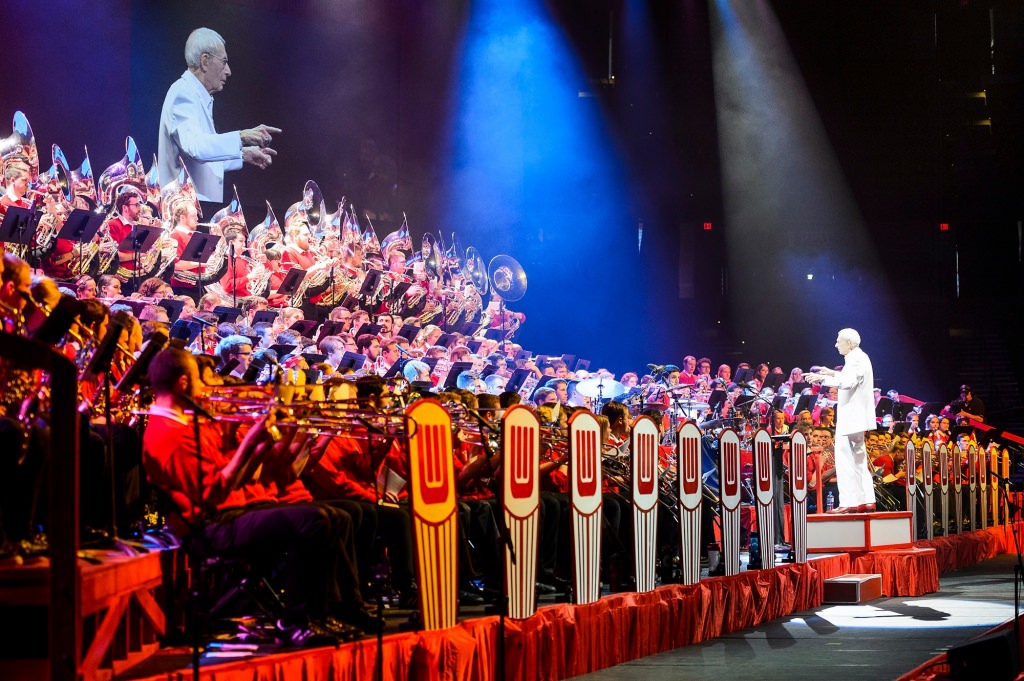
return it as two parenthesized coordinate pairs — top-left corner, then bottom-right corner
(185, 28), (225, 69)
(838, 328), (861, 347)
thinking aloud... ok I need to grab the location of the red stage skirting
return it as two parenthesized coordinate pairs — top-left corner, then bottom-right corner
(915, 523), (1018, 574)
(129, 525), (1016, 681)
(849, 547), (940, 597)
(135, 555), (847, 681)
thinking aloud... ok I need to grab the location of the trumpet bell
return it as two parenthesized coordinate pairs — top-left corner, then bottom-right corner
(488, 254), (527, 302)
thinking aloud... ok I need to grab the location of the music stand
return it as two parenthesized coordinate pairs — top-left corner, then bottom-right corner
(56, 209), (105, 277)
(435, 333), (457, 349)
(275, 268), (307, 303)
(270, 344), (298, 360)
(356, 269), (383, 304)
(339, 294), (361, 310)
(115, 332), (169, 393)
(707, 388), (727, 416)
(337, 351), (367, 373)
(762, 373), (785, 393)
(458, 321), (483, 337)
(112, 298), (149, 317)
(169, 319), (200, 346)
(575, 359), (590, 373)
(251, 310), (277, 326)
(0, 206), (41, 253)
(117, 225), (164, 293)
(734, 367), (754, 385)
(180, 232), (222, 299)
(158, 298), (185, 323)
(382, 358), (407, 380)
(354, 323), (382, 338)
(316, 320), (345, 344)
(505, 368), (532, 394)
(793, 394), (815, 416)
(388, 280), (411, 303)
(514, 350), (532, 362)
(288, 319), (319, 338)
(442, 361), (474, 390)
(483, 328), (505, 342)
(31, 296), (83, 345)
(212, 306), (242, 324)
(874, 396), (893, 417)
(302, 353), (327, 366)
(395, 324), (419, 343)
(466, 339), (482, 354)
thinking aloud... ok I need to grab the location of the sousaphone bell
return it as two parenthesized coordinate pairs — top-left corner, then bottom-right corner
(487, 254), (526, 302)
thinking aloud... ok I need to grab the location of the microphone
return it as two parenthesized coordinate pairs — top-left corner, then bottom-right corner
(191, 316), (217, 328)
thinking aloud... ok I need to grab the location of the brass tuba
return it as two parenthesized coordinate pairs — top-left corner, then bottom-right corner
(28, 145), (75, 258)
(70, 146), (97, 208)
(0, 110), (39, 186)
(97, 136), (146, 207)
(144, 153), (161, 212)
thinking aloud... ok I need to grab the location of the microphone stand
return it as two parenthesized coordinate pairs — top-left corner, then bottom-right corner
(230, 243), (237, 310)
(991, 469), (1024, 654)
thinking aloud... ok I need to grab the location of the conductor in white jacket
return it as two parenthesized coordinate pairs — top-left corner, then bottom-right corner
(158, 27), (280, 203)
(806, 328), (877, 513)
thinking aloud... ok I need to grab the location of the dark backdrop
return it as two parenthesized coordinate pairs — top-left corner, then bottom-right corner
(3, 0), (1022, 412)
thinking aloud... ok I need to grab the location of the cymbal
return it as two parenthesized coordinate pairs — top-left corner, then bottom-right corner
(575, 377), (627, 399)
(675, 399), (710, 410)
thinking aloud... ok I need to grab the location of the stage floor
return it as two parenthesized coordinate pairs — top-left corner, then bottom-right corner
(571, 553), (1019, 681)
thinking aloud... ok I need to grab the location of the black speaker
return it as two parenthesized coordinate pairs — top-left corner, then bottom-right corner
(947, 629), (1019, 681)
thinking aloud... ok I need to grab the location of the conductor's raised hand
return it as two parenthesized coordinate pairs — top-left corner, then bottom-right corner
(241, 124), (282, 148)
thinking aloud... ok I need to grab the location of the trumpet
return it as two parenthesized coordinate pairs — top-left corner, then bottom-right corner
(195, 389), (416, 442)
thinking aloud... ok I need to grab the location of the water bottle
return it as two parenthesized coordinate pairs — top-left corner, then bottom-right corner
(826, 490), (835, 512)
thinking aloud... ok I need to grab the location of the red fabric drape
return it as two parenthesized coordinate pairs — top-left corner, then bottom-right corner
(849, 548), (940, 596)
(139, 526), (1021, 681)
(141, 558), (832, 681)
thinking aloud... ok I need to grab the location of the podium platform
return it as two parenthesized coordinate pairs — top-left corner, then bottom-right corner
(807, 510), (913, 553)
